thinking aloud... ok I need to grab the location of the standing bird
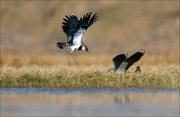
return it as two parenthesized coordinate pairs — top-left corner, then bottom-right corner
(134, 66), (141, 73)
(57, 12), (98, 58)
(112, 49), (145, 73)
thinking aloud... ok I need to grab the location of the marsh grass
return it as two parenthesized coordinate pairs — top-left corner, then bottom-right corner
(1, 65), (179, 89)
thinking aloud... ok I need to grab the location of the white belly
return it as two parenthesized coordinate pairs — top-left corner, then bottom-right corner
(117, 62), (128, 72)
(65, 44), (80, 53)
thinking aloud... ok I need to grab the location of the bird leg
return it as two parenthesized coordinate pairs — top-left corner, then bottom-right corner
(70, 52), (77, 61)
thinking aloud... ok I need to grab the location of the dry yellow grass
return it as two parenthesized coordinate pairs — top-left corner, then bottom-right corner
(0, 64), (179, 89)
(0, 53), (179, 88)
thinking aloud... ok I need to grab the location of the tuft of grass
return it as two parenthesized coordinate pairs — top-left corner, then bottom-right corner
(0, 65), (179, 89)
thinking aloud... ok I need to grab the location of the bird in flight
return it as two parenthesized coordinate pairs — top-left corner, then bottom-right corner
(112, 49), (145, 73)
(57, 12), (98, 58)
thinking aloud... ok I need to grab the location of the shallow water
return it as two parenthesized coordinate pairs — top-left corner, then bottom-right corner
(0, 88), (179, 116)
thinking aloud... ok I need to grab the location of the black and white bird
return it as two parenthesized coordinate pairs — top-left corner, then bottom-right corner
(57, 12), (98, 56)
(112, 49), (145, 73)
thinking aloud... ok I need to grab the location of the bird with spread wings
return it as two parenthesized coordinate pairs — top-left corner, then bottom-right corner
(57, 12), (98, 58)
(112, 49), (145, 73)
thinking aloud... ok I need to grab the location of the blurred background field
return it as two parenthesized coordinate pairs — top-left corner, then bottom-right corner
(1, 1), (179, 67)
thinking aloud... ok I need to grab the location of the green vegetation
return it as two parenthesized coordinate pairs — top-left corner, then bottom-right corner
(1, 65), (179, 89)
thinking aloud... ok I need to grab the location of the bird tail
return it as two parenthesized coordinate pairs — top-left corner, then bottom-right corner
(56, 42), (65, 49)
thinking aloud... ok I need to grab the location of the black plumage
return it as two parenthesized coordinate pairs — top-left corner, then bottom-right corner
(112, 49), (145, 72)
(112, 54), (128, 70)
(61, 12), (98, 45)
(79, 12), (98, 30)
(124, 51), (144, 71)
(62, 15), (79, 37)
(57, 12), (98, 53)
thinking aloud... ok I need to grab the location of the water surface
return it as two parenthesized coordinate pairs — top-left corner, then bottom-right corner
(1, 88), (179, 116)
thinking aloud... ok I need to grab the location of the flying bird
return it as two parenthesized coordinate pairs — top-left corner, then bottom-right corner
(57, 12), (98, 57)
(112, 49), (145, 73)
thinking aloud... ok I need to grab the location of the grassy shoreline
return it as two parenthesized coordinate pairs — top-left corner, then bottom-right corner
(0, 65), (179, 89)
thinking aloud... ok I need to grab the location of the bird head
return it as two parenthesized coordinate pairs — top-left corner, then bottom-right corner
(136, 66), (141, 70)
(84, 46), (89, 53)
(81, 42), (89, 53)
(134, 66), (141, 73)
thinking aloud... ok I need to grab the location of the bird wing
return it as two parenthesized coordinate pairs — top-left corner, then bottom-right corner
(125, 49), (145, 71)
(79, 12), (98, 30)
(112, 54), (127, 70)
(70, 12), (98, 45)
(62, 14), (79, 43)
